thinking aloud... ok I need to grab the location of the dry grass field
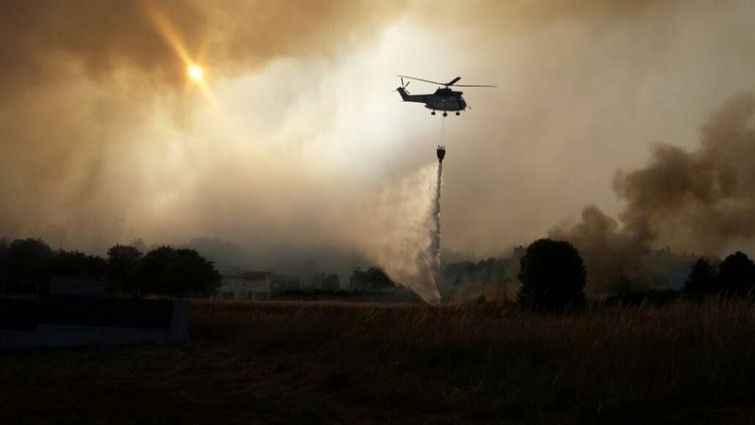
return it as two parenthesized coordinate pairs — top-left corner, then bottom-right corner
(3, 299), (755, 424)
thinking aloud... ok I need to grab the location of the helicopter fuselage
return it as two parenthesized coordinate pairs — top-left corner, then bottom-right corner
(396, 87), (467, 112)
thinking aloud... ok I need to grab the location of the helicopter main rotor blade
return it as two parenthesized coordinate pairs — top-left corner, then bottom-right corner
(399, 75), (496, 87)
(398, 75), (447, 86)
(446, 77), (462, 86)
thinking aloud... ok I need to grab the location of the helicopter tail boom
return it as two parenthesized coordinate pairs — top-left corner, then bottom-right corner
(396, 87), (428, 103)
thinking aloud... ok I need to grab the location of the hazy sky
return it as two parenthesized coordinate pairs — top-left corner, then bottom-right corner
(0, 0), (753, 278)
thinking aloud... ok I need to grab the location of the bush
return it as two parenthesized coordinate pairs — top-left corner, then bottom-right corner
(718, 251), (755, 296)
(48, 250), (107, 280)
(132, 246), (221, 297)
(2, 238), (54, 293)
(517, 238), (586, 311)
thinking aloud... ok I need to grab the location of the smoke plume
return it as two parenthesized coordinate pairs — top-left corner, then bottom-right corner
(552, 93), (755, 292)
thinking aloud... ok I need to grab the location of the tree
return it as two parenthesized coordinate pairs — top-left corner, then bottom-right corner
(47, 250), (107, 280)
(517, 239), (586, 311)
(4, 238), (54, 274)
(683, 258), (718, 297)
(106, 244), (143, 292)
(132, 246), (221, 297)
(718, 251), (755, 297)
(3, 238), (54, 293)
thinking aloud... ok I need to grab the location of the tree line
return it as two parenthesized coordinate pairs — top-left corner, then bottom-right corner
(4, 235), (752, 305)
(0, 238), (220, 297)
(683, 252), (755, 297)
(516, 239), (755, 311)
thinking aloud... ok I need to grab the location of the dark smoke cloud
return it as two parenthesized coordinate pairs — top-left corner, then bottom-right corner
(553, 93), (755, 292)
(0, 0), (401, 253)
(550, 205), (645, 292)
(0, 0), (400, 93)
(615, 93), (755, 251)
(0, 1), (200, 97)
(413, 0), (659, 32)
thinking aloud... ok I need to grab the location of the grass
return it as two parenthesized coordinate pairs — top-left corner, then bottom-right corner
(3, 299), (755, 424)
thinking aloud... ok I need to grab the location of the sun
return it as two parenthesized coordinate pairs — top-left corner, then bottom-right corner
(188, 65), (203, 82)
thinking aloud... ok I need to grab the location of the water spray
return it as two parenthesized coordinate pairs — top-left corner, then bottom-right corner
(369, 145), (445, 305)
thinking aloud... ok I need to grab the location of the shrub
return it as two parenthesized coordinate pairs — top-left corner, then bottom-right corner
(718, 251), (755, 296)
(517, 238), (586, 311)
(132, 246), (221, 297)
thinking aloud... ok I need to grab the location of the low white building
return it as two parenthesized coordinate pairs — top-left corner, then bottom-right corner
(218, 271), (272, 299)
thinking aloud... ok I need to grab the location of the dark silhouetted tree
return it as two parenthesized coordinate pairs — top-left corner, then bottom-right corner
(718, 251), (755, 297)
(683, 258), (718, 297)
(107, 244), (143, 293)
(517, 239), (586, 311)
(48, 250), (107, 280)
(4, 238), (54, 274)
(3, 238), (54, 293)
(132, 246), (221, 297)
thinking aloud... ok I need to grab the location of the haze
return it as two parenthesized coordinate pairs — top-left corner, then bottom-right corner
(1, 0), (753, 285)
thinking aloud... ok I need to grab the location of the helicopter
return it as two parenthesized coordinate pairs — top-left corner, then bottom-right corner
(396, 75), (495, 116)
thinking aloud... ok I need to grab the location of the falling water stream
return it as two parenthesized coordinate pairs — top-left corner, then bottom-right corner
(429, 154), (443, 300)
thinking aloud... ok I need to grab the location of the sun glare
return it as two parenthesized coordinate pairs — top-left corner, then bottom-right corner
(188, 65), (203, 82)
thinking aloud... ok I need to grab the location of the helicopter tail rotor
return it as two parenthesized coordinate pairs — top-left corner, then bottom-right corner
(398, 77), (411, 93)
